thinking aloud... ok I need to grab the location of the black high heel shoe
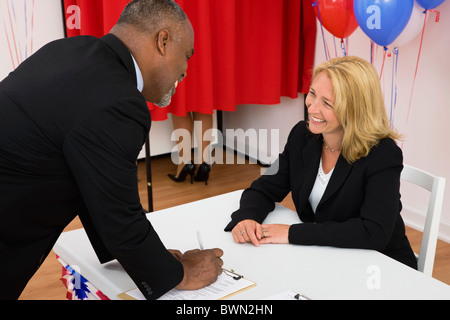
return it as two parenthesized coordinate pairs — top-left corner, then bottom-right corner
(194, 162), (211, 185)
(168, 162), (196, 184)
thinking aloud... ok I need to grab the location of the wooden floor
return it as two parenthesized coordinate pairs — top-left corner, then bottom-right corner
(19, 151), (450, 299)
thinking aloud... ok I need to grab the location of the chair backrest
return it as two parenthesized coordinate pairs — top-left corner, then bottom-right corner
(400, 164), (446, 276)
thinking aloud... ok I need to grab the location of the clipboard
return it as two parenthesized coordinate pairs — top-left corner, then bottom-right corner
(118, 269), (255, 300)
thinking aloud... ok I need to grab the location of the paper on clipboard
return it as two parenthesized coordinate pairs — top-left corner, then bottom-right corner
(263, 290), (311, 300)
(118, 272), (255, 300)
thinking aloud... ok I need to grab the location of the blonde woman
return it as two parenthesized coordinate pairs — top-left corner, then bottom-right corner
(225, 56), (417, 269)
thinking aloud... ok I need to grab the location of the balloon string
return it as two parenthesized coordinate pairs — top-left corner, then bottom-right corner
(2, 18), (16, 69)
(312, 1), (329, 60)
(402, 9), (428, 149)
(390, 47), (399, 128)
(370, 41), (373, 64)
(375, 43), (379, 64)
(11, 0), (24, 63)
(393, 47), (399, 122)
(330, 36), (348, 58)
(340, 39), (347, 56)
(406, 10), (428, 123)
(428, 9), (440, 22)
(379, 47), (387, 80)
(1, 0), (35, 69)
(30, 0), (35, 54)
(333, 36), (338, 57)
(24, 0), (28, 59)
(7, 0), (20, 67)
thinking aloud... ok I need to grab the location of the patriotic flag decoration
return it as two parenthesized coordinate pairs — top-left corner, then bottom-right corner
(57, 255), (110, 300)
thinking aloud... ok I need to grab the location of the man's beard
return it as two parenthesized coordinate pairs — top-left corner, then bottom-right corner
(154, 84), (176, 108)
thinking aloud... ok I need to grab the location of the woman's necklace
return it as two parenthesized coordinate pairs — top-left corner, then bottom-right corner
(323, 139), (340, 152)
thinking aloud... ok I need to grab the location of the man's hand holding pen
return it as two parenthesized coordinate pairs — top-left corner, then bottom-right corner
(171, 248), (224, 290)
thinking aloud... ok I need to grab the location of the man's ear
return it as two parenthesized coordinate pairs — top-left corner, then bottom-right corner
(156, 29), (170, 56)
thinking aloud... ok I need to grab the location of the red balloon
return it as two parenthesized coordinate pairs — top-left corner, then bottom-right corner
(313, 0), (359, 39)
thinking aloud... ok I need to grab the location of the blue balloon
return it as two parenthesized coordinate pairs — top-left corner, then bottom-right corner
(354, 0), (414, 47)
(416, 0), (446, 9)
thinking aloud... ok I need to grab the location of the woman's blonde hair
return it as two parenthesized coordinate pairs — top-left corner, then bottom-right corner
(312, 56), (402, 163)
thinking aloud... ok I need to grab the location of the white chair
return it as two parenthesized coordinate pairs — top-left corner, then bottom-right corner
(401, 164), (446, 276)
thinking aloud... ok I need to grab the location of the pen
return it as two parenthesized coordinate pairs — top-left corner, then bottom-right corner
(294, 293), (311, 300)
(196, 230), (204, 250)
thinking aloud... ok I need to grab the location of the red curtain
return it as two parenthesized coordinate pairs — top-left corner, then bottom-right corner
(63, 0), (316, 121)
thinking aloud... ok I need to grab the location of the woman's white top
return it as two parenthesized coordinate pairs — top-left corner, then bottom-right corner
(308, 157), (334, 213)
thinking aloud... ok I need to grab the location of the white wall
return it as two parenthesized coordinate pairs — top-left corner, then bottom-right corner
(397, 2), (450, 242)
(224, 2), (450, 242)
(0, 0), (64, 80)
(223, 96), (305, 164)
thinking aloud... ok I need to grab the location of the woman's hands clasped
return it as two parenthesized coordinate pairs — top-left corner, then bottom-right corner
(231, 219), (290, 246)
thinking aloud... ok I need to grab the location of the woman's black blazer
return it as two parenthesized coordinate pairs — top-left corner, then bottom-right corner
(225, 121), (417, 269)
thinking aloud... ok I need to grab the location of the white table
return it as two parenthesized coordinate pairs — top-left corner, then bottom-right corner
(53, 190), (450, 300)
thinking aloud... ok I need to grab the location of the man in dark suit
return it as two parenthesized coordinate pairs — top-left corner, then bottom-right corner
(0, 0), (223, 300)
